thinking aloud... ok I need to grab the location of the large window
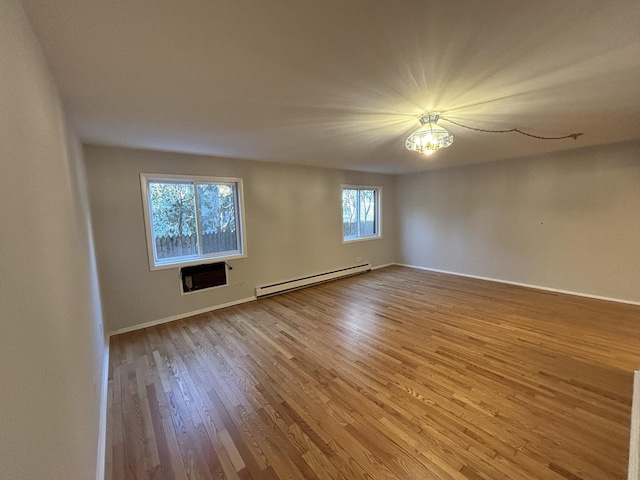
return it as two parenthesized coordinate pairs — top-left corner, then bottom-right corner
(141, 174), (246, 269)
(342, 185), (381, 242)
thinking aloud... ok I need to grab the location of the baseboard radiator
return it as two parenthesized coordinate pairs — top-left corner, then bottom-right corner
(255, 263), (371, 298)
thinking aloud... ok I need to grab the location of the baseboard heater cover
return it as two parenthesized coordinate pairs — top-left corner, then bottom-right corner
(255, 263), (371, 298)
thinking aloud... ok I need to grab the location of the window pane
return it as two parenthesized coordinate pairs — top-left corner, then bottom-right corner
(342, 189), (359, 238)
(342, 186), (380, 241)
(197, 183), (238, 255)
(359, 189), (376, 236)
(148, 182), (198, 261)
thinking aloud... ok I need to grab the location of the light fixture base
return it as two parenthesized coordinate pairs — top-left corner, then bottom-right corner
(419, 114), (440, 125)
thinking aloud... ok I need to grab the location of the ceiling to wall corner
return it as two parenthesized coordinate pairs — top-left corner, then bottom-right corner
(22, 0), (640, 174)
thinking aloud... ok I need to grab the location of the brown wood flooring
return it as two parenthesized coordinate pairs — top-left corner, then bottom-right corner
(106, 266), (640, 480)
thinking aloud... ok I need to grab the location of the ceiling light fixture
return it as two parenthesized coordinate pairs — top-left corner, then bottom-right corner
(405, 114), (583, 156)
(405, 114), (453, 155)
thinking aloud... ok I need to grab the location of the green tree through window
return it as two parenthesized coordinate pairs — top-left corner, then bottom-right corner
(342, 186), (380, 241)
(142, 175), (245, 268)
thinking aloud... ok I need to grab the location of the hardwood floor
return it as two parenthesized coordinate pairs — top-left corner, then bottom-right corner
(106, 266), (640, 479)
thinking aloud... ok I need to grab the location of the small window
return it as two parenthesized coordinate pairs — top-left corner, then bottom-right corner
(342, 185), (381, 242)
(141, 174), (246, 270)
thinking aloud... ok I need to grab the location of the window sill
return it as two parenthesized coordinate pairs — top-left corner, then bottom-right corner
(149, 252), (247, 271)
(342, 235), (382, 244)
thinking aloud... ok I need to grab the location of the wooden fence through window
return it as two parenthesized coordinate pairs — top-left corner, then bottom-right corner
(155, 231), (237, 259)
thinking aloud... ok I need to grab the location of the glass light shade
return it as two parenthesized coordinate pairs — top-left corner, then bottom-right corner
(405, 114), (453, 155)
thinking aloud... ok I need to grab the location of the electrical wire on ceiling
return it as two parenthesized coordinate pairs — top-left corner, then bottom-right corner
(439, 116), (583, 141)
(405, 113), (583, 156)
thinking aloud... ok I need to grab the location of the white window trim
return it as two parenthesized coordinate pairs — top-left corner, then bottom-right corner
(140, 173), (248, 271)
(341, 184), (382, 243)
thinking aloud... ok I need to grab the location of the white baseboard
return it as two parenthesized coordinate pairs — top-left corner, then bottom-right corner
(95, 340), (109, 480)
(396, 263), (640, 307)
(108, 262), (638, 336)
(108, 296), (257, 337)
(108, 263), (395, 337)
(630, 372), (640, 480)
(372, 262), (395, 270)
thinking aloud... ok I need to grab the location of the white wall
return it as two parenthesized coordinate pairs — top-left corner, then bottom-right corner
(396, 140), (640, 303)
(84, 145), (396, 333)
(0, 2), (107, 479)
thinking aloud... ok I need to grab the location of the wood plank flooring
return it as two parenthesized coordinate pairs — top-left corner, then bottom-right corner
(106, 266), (640, 479)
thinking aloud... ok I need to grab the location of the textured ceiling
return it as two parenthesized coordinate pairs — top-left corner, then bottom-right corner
(22, 0), (640, 174)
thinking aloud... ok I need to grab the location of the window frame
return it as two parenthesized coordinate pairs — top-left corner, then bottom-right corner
(341, 184), (382, 243)
(140, 173), (247, 271)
